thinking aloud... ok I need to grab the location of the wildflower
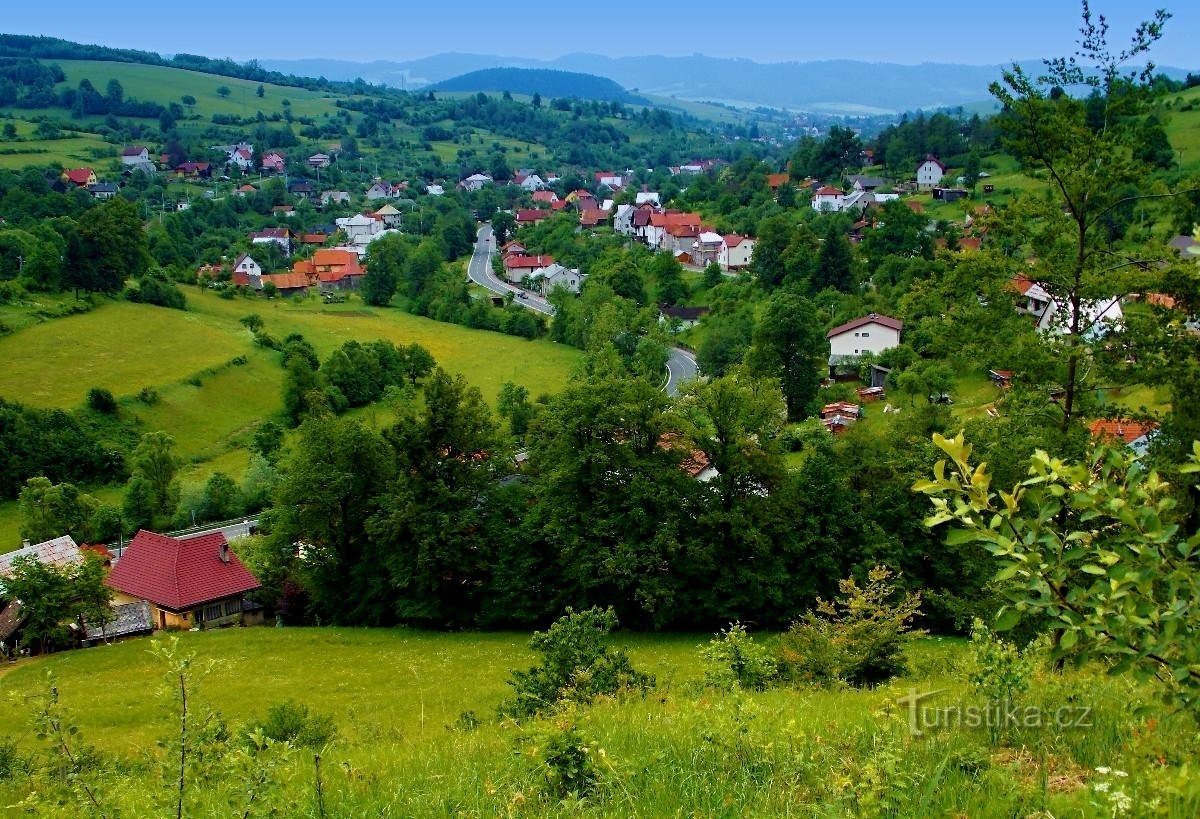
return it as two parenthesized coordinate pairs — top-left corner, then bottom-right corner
(1095, 766), (1111, 775)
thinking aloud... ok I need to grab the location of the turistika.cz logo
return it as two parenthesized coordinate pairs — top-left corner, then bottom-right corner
(896, 688), (1093, 737)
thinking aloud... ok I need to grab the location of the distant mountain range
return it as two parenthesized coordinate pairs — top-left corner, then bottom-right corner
(261, 53), (1194, 115)
(428, 68), (648, 105)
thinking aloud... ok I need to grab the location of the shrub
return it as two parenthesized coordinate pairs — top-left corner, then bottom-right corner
(700, 623), (778, 691)
(502, 606), (655, 718)
(0, 737), (19, 780)
(779, 566), (924, 687)
(524, 710), (602, 800)
(968, 619), (1045, 743)
(137, 387), (159, 405)
(86, 387), (117, 414)
(250, 700), (336, 750)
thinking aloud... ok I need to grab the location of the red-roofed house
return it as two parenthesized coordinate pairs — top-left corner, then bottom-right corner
(294, 248), (365, 291)
(719, 234), (755, 271)
(766, 173), (790, 190)
(579, 208), (608, 228)
(121, 146), (150, 165)
(106, 530), (261, 631)
(261, 152), (286, 173)
(62, 168), (97, 187)
(516, 209), (550, 226)
(812, 185), (845, 212)
(531, 190), (558, 205)
(1088, 418), (1159, 454)
(502, 254), (555, 283)
(826, 313), (903, 373)
(260, 272), (311, 295)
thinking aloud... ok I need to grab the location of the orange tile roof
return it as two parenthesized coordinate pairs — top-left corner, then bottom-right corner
(1088, 419), (1159, 445)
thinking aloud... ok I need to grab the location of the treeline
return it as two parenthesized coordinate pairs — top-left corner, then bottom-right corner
(0, 398), (126, 500)
(0, 35), (392, 97)
(872, 110), (997, 174)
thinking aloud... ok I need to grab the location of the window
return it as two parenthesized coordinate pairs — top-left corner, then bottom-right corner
(202, 603), (222, 622)
(861, 332), (869, 338)
(224, 599), (241, 617)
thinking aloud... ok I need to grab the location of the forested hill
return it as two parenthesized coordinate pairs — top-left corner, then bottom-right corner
(429, 68), (647, 105)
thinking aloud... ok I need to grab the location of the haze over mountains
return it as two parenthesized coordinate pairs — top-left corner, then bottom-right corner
(261, 53), (1194, 115)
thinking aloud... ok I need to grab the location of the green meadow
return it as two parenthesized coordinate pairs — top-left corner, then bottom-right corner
(0, 628), (1194, 816)
(0, 287), (581, 551)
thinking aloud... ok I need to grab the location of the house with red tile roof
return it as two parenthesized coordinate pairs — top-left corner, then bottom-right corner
(766, 173), (790, 189)
(293, 248), (365, 291)
(579, 208), (608, 228)
(106, 530), (261, 631)
(260, 272), (310, 295)
(826, 314), (903, 375)
(916, 155), (946, 190)
(62, 167), (97, 187)
(719, 234), (755, 271)
(516, 209), (550, 226)
(531, 190), (558, 205)
(1088, 418), (1159, 455)
(812, 185), (846, 212)
(502, 254), (555, 284)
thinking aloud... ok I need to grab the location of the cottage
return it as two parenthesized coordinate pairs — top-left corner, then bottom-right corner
(175, 162), (211, 179)
(260, 152), (285, 173)
(336, 213), (384, 246)
(259, 272), (310, 296)
(459, 173), (493, 192)
(517, 173), (547, 191)
(826, 313), (903, 375)
(635, 190), (661, 206)
(120, 146), (150, 165)
(849, 175), (885, 192)
(811, 185), (846, 212)
(272, 204), (297, 218)
(106, 530), (261, 631)
(230, 253), (264, 288)
(374, 203), (403, 227)
(88, 182), (119, 200)
(425, 184), (445, 196)
(249, 228), (293, 254)
(719, 235), (755, 271)
(321, 190), (351, 207)
(308, 153), (331, 169)
(0, 535), (84, 581)
(288, 180), (316, 200)
(1088, 418), (1159, 456)
(62, 167), (97, 188)
(579, 208), (608, 229)
(293, 248), (365, 291)
(532, 190), (559, 205)
(237, 184), (257, 197)
(502, 254), (555, 284)
(229, 147), (254, 170)
(916, 155), (946, 190)
(516, 209), (550, 226)
(1012, 276), (1123, 337)
(659, 304), (711, 330)
(530, 263), (585, 296)
(766, 173), (791, 190)
(594, 171), (626, 190)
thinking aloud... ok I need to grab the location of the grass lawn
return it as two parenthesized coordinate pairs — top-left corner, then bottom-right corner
(1164, 87), (1200, 171)
(0, 628), (1192, 816)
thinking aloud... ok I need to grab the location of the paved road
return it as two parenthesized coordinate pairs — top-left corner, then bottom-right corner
(470, 225), (698, 396)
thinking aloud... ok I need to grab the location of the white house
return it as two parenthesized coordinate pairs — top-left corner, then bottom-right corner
(336, 213), (384, 246)
(120, 146), (150, 165)
(230, 147), (254, 170)
(719, 235), (755, 271)
(693, 231), (725, 266)
(826, 313), (903, 369)
(916, 155), (946, 190)
(635, 191), (661, 206)
(459, 173), (493, 192)
(614, 204), (636, 236)
(233, 253), (263, 279)
(249, 228), (292, 254)
(426, 184), (445, 196)
(812, 185), (846, 212)
(531, 263), (585, 295)
(1015, 277), (1124, 337)
(366, 181), (400, 201)
(518, 174), (546, 191)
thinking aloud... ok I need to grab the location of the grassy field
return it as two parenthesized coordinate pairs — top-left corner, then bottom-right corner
(0, 627), (1194, 816)
(0, 288), (581, 552)
(0, 116), (115, 169)
(50, 60), (344, 122)
(1164, 86), (1200, 171)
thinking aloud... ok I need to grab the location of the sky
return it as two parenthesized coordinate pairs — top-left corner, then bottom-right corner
(4, 1), (1196, 67)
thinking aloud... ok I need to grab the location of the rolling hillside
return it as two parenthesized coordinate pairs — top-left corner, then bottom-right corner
(430, 67), (648, 105)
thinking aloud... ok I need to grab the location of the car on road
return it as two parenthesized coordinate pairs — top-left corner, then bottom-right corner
(517, 292), (528, 299)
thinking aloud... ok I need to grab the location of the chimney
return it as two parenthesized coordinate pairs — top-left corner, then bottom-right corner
(219, 541), (230, 564)
(21, 538), (30, 549)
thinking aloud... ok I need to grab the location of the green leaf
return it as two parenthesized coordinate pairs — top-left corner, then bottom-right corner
(1059, 629), (1078, 649)
(994, 607), (1021, 631)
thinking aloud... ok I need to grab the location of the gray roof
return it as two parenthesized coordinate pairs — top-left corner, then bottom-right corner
(85, 600), (152, 641)
(0, 536), (82, 580)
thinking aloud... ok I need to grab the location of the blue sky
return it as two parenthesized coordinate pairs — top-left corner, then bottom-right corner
(4, 1), (1196, 66)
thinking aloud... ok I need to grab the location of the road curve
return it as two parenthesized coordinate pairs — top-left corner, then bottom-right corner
(469, 224), (697, 396)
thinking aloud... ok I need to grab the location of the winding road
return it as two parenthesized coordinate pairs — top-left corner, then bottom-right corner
(468, 225), (698, 396)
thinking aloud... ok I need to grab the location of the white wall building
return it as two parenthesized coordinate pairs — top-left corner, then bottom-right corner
(826, 313), (903, 360)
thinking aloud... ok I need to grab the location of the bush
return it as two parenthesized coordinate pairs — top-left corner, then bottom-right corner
(86, 387), (117, 414)
(137, 387), (159, 405)
(779, 566), (924, 687)
(249, 700), (336, 750)
(523, 709), (602, 800)
(0, 737), (19, 781)
(700, 623), (778, 691)
(502, 606), (655, 719)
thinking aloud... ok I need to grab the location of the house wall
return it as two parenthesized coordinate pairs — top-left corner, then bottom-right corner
(720, 241), (754, 270)
(828, 322), (901, 358)
(917, 161), (944, 190)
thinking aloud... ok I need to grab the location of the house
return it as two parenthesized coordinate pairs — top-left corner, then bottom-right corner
(308, 153), (331, 169)
(692, 231), (725, 266)
(236, 184), (257, 196)
(1012, 275), (1124, 336)
(459, 173), (493, 192)
(502, 254), (555, 284)
(259, 272), (310, 296)
(517, 173), (546, 191)
(849, 175), (885, 192)
(288, 180), (316, 200)
(932, 186), (968, 203)
(261, 152), (286, 173)
(88, 182), (119, 200)
(249, 228), (293, 254)
(293, 248), (366, 291)
(658, 433), (719, 482)
(659, 304), (711, 330)
(916, 155), (946, 190)
(1088, 418), (1159, 456)
(645, 211), (702, 251)
(272, 204), (297, 218)
(579, 208), (608, 229)
(0, 535), (84, 581)
(532, 190), (559, 205)
(175, 162), (212, 179)
(365, 181), (401, 200)
(336, 213), (384, 246)
(594, 171), (626, 190)
(230, 253), (264, 288)
(1168, 233), (1200, 259)
(373, 203), (403, 227)
(530, 263), (585, 296)
(988, 369), (1014, 389)
(229, 146), (254, 170)
(425, 184), (445, 196)
(105, 530), (261, 631)
(516, 209), (550, 226)
(826, 313), (903, 375)
(120, 146), (150, 165)
(300, 233), (328, 246)
(321, 190), (351, 207)
(502, 240), (528, 256)
(812, 185), (846, 212)
(719, 235), (755, 271)
(635, 190), (661, 206)
(62, 168), (97, 188)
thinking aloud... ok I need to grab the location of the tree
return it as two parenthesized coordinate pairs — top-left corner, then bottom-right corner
(104, 78), (123, 105)
(497, 381), (533, 437)
(650, 251), (688, 306)
(255, 84), (265, 98)
(200, 472), (243, 522)
(363, 232), (409, 306)
(703, 262), (722, 289)
(128, 432), (180, 522)
(491, 210), (516, 246)
(217, 85), (231, 98)
(532, 92), (542, 109)
(746, 291), (826, 421)
(180, 94), (196, 108)
(963, 151), (982, 191)
(917, 434), (1200, 715)
(399, 343), (435, 386)
(814, 225), (854, 292)
(750, 215), (791, 289)
(18, 477), (102, 544)
(75, 197), (151, 293)
(251, 420), (285, 463)
(987, 4), (1173, 431)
